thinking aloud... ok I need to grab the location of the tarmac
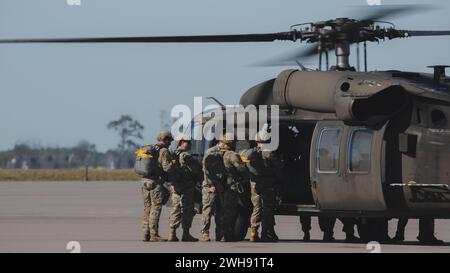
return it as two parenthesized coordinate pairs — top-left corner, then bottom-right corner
(0, 181), (449, 253)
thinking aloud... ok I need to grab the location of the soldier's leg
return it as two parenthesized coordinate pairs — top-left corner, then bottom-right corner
(418, 218), (433, 240)
(168, 189), (182, 242)
(222, 190), (240, 242)
(250, 182), (262, 241)
(180, 188), (198, 241)
(299, 216), (312, 241)
(340, 218), (360, 242)
(319, 216), (336, 242)
(261, 186), (278, 242)
(214, 193), (224, 241)
(418, 218), (443, 245)
(141, 182), (152, 242)
(379, 218), (391, 242)
(394, 218), (408, 241)
(201, 187), (214, 241)
(149, 183), (167, 241)
(181, 188), (195, 229)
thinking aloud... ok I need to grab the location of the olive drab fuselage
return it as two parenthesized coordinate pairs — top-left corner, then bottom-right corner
(190, 69), (450, 220)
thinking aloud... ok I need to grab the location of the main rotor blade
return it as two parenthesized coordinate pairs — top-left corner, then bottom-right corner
(253, 45), (318, 67)
(403, 30), (450, 37)
(254, 43), (334, 67)
(0, 32), (298, 44)
(344, 4), (429, 31)
(358, 4), (426, 21)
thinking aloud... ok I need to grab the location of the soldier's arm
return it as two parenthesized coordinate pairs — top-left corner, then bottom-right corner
(226, 151), (250, 180)
(202, 155), (222, 187)
(159, 148), (173, 173)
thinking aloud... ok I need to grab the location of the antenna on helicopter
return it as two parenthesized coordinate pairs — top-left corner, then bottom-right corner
(356, 43), (360, 72)
(206, 97), (226, 110)
(364, 42), (368, 72)
(295, 60), (308, 71)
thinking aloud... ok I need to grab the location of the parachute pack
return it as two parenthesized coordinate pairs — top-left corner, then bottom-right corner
(134, 144), (160, 177)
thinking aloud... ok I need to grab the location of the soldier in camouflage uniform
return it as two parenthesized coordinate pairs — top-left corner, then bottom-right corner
(243, 130), (283, 242)
(141, 131), (173, 242)
(167, 135), (202, 242)
(221, 133), (249, 242)
(200, 137), (229, 242)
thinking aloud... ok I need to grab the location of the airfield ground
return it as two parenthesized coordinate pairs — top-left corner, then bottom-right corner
(0, 181), (449, 253)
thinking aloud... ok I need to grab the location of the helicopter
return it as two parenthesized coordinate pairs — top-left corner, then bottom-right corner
(2, 5), (450, 242)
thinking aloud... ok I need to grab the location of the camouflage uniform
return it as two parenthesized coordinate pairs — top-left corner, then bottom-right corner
(201, 145), (226, 240)
(222, 150), (248, 242)
(245, 147), (283, 241)
(141, 144), (171, 240)
(168, 148), (202, 232)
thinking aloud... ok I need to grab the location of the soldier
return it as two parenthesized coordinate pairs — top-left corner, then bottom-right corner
(394, 218), (444, 245)
(319, 217), (360, 242)
(300, 216), (312, 242)
(221, 133), (249, 242)
(167, 134), (202, 242)
(243, 130), (283, 242)
(200, 137), (228, 242)
(141, 130), (173, 242)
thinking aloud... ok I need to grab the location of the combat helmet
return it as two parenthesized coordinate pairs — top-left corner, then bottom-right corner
(157, 130), (174, 141)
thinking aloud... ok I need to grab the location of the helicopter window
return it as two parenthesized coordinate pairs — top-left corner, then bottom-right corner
(431, 109), (447, 128)
(316, 128), (341, 173)
(348, 129), (373, 174)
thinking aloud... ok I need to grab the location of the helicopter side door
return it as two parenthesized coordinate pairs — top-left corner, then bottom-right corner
(310, 121), (387, 211)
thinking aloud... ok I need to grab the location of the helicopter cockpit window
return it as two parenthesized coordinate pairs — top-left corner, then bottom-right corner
(317, 128), (341, 173)
(348, 129), (373, 173)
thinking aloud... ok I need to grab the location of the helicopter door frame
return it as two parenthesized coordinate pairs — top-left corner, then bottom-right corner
(342, 126), (387, 211)
(310, 121), (388, 211)
(310, 121), (347, 210)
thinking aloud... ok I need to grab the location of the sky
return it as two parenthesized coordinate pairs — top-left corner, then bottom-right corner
(0, 0), (450, 152)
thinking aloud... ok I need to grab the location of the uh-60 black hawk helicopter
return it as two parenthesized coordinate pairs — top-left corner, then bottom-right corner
(3, 6), (450, 243)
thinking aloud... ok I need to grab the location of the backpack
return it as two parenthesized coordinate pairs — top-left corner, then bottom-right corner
(203, 146), (227, 186)
(240, 148), (267, 178)
(134, 144), (160, 177)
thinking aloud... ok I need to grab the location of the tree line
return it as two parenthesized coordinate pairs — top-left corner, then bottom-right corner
(0, 115), (145, 170)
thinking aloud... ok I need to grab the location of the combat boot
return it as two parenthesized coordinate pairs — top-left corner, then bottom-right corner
(323, 232), (336, 242)
(168, 228), (179, 242)
(223, 231), (234, 242)
(150, 233), (168, 242)
(303, 231), (311, 242)
(215, 231), (225, 242)
(143, 233), (150, 242)
(393, 231), (405, 242)
(260, 228), (278, 242)
(182, 229), (199, 242)
(418, 235), (444, 246)
(249, 228), (260, 242)
(201, 233), (211, 242)
(269, 227), (279, 242)
(345, 233), (361, 243)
